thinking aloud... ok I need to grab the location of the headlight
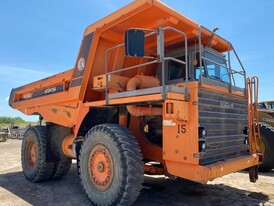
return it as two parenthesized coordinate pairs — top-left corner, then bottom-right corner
(244, 137), (248, 145)
(199, 127), (207, 137)
(199, 140), (206, 152)
(243, 127), (249, 135)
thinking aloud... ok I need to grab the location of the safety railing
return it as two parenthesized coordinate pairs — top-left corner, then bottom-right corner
(198, 25), (246, 93)
(104, 27), (189, 105)
(247, 76), (261, 153)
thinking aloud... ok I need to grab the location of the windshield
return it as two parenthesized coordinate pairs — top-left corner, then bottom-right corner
(204, 52), (230, 84)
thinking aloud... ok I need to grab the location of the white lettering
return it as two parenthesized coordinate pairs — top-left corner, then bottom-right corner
(44, 87), (57, 94)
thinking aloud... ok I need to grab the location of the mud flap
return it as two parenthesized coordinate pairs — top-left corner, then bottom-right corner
(249, 165), (259, 183)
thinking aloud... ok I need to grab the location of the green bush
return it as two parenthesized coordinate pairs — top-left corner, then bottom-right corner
(0, 116), (36, 128)
(0, 116), (25, 125)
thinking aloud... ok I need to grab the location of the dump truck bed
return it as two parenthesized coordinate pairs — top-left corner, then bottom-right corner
(9, 0), (230, 130)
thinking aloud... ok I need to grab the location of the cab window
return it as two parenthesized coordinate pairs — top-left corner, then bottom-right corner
(168, 56), (186, 80)
(204, 52), (230, 84)
(194, 54), (205, 80)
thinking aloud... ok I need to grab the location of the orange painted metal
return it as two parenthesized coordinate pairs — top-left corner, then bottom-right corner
(126, 75), (160, 91)
(62, 134), (76, 158)
(127, 105), (162, 117)
(9, 0), (260, 184)
(93, 74), (129, 92)
(126, 75), (162, 116)
(14, 69), (74, 101)
(88, 144), (114, 191)
(163, 92), (198, 165)
(72, 103), (89, 135)
(247, 76), (262, 154)
(26, 140), (37, 167)
(166, 154), (260, 183)
(119, 113), (128, 128)
(109, 94), (163, 105)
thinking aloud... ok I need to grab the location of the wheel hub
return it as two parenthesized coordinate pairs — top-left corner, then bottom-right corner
(26, 140), (37, 167)
(89, 144), (114, 191)
(97, 162), (104, 172)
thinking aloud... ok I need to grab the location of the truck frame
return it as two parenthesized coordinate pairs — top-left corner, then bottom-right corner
(9, 1), (262, 205)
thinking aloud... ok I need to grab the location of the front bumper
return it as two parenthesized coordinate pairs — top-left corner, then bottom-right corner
(166, 153), (261, 183)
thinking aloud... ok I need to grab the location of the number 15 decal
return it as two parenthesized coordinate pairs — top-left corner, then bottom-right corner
(178, 124), (187, 134)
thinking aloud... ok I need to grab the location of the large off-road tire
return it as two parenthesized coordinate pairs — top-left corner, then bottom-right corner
(46, 123), (72, 180)
(258, 124), (274, 172)
(21, 126), (55, 182)
(79, 123), (144, 206)
(51, 157), (72, 180)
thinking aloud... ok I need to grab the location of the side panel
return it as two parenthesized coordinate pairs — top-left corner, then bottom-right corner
(162, 86), (199, 165)
(9, 69), (74, 109)
(9, 32), (94, 128)
(71, 32), (94, 87)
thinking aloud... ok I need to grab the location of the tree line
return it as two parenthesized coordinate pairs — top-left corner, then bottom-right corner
(0, 116), (26, 124)
(0, 117), (36, 128)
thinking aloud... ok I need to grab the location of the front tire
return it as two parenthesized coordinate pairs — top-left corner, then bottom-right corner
(21, 126), (55, 182)
(79, 123), (144, 206)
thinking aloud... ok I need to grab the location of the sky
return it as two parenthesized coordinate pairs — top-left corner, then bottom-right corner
(0, 0), (274, 121)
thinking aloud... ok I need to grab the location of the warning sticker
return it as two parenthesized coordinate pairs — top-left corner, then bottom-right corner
(77, 57), (85, 72)
(163, 120), (176, 126)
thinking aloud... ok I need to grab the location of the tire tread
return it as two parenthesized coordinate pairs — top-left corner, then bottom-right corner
(258, 123), (274, 172)
(79, 123), (144, 206)
(22, 126), (55, 182)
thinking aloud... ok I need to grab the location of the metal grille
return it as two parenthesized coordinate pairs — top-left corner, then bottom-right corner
(198, 89), (249, 165)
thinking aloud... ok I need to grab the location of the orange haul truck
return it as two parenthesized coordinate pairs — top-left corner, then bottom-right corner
(9, 0), (263, 205)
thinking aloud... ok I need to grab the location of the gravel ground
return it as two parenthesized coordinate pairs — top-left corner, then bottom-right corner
(1, 139), (274, 206)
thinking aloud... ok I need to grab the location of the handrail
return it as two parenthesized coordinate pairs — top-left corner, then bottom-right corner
(105, 24), (246, 103)
(198, 25), (246, 93)
(107, 60), (158, 75)
(104, 26), (189, 104)
(202, 57), (245, 75)
(247, 76), (261, 153)
(105, 30), (157, 104)
(163, 27), (188, 100)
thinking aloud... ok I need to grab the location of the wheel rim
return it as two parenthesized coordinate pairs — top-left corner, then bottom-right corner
(26, 139), (37, 167)
(88, 144), (114, 191)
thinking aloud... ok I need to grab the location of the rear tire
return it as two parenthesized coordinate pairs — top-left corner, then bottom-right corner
(21, 126), (55, 182)
(258, 124), (274, 172)
(79, 123), (144, 206)
(51, 158), (72, 180)
(46, 123), (72, 180)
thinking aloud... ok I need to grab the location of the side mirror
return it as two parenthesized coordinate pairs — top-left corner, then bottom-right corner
(125, 29), (145, 57)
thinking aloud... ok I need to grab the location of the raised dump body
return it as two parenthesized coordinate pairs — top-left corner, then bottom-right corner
(9, 0), (262, 205)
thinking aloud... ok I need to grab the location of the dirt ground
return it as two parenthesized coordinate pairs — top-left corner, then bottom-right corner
(0, 139), (274, 206)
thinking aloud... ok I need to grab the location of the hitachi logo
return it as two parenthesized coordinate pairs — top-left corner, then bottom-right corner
(44, 87), (57, 94)
(220, 100), (234, 108)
